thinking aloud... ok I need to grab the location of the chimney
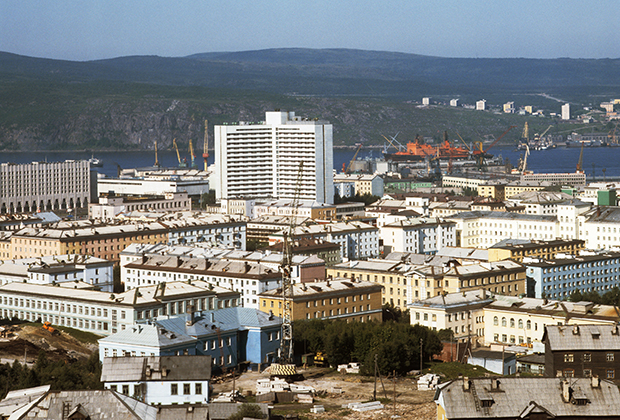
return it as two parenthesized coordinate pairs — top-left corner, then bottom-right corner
(490, 379), (501, 391)
(572, 325), (580, 335)
(463, 376), (470, 391)
(268, 310), (274, 320)
(210, 312), (215, 323)
(186, 304), (195, 326)
(562, 379), (571, 402)
(591, 375), (600, 388)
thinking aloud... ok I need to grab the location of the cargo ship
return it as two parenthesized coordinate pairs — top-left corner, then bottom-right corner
(383, 137), (470, 162)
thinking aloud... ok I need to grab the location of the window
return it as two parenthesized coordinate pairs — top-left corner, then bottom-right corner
(195, 383), (202, 394)
(584, 369), (592, 377)
(493, 316), (498, 326)
(122, 385), (129, 395)
(608, 369), (615, 379)
(564, 354), (574, 363)
(518, 319), (523, 329)
(510, 318), (515, 328)
(563, 369), (574, 378)
(183, 383), (191, 395)
(526, 320), (531, 330)
(171, 384), (178, 395)
(584, 353), (591, 362)
(608, 353), (615, 361)
(501, 317), (506, 327)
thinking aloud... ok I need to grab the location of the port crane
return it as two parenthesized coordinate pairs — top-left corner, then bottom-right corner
(188, 139), (196, 168)
(576, 142), (585, 173)
(381, 133), (405, 153)
(154, 141), (160, 167)
(473, 125), (517, 170)
(343, 143), (363, 173)
(203, 120), (209, 171)
(173, 139), (187, 168)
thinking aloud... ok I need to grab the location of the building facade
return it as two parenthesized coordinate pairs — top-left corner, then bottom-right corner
(0, 160), (91, 214)
(0, 280), (239, 336)
(380, 217), (456, 254)
(214, 111), (334, 204)
(258, 279), (383, 322)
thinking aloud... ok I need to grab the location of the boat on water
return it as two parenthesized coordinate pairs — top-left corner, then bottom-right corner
(88, 155), (103, 167)
(383, 137), (470, 162)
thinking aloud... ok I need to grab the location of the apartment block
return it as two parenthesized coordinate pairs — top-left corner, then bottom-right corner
(214, 111), (334, 203)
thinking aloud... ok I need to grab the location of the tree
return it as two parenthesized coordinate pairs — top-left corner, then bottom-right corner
(228, 403), (265, 420)
(382, 303), (410, 323)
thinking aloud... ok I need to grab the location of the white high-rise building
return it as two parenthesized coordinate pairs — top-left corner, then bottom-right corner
(214, 111), (334, 204)
(562, 103), (571, 120)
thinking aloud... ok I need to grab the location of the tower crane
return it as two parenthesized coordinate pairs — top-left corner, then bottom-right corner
(272, 161), (304, 376)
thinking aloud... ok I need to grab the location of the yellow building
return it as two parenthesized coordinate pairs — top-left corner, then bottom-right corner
(10, 221), (169, 262)
(504, 181), (548, 199)
(258, 279), (383, 322)
(444, 260), (526, 297)
(477, 183), (506, 201)
(488, 239), (585, 263)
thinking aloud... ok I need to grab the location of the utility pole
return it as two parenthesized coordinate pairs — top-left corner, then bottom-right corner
(420, 338), (424, 371)
(374, 353), (378, 401)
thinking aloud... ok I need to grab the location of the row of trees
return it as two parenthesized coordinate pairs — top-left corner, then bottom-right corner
(569, 287), (620, 306)
(293, 319), (443, 376)
(0, 351), (102, 400)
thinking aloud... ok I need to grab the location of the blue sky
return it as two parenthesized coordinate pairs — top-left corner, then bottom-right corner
(1, 0), (618, 61)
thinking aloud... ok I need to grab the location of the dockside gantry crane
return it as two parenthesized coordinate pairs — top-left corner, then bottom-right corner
(203, 120), (209, 171)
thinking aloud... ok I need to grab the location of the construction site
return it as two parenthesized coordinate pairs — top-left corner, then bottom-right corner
(211, 367), (437, 420)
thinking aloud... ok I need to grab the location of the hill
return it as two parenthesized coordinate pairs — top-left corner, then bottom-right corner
(0, 48), (617, 150)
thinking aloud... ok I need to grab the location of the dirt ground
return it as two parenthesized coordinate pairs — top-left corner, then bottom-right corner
(0, 324), (97, 364)
(212, 368), (437, 420)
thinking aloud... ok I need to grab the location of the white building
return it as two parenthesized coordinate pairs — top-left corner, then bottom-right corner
(507, 191), (574, 215)
(476, 100), (487, 111)
(380, 218), (456, 254)
(271, 221), (380, 260)
(0, 280), (239, 335)
(562, 103), (571, 120)
(448, 211), (559, 248)
(89, 192), (191, 220)
(503, 102), (515, 113)
(214, 111), (334, 204)
(333, 173), (384, 197)
(0, 160), (91, 214)
(450, 99), (459, 107)
(422, 97), (430, 105)
(0, 254), (114, 292)
(101, 356), (211, 405)
(160, 212), (247, 249)
(100, 170), (210, 198)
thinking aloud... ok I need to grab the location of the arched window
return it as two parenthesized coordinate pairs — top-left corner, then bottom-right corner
(526, 320), (531, 330)
(502, 317), (507, 327)
(510, 318), (515, 328)
(518, 319), (524, 329)
(494, 316), (499, 326)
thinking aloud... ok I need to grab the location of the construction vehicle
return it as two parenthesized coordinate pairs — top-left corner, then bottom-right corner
(343, 143), (362, 173)
(314, 351), (328, 367)
(43, 321), (59, 335)
(173, 139), (187, 168)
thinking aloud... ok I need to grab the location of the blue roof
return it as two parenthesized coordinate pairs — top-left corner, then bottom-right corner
(99, 323), (194, 348)
(155, 308), (281, 339)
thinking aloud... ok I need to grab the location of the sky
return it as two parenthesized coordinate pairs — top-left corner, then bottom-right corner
(1, 1), (619, 61)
